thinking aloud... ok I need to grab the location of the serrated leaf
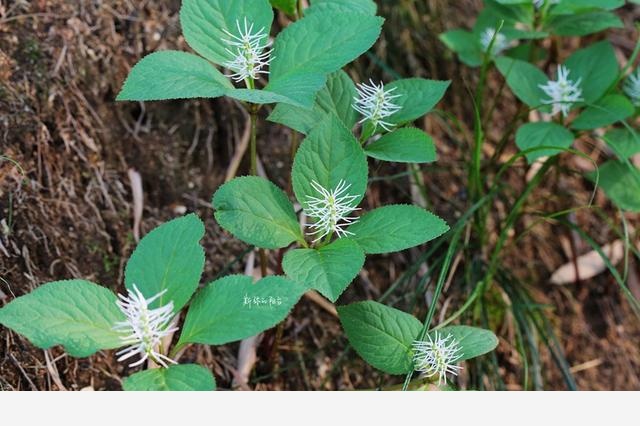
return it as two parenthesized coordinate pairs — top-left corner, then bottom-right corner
(224, 88), (302, 106)
(266, 12), (383, 107)
(292, 115), (368, 209)
(347, 205), (449, 254)
(116, 51), (232, 101)
(571, 95), (634, 131)
(515, 121), (574, 163)
(212, 176), (303, 249)
(122, 364), (216, 391)
(282, 238), (365, 302)
(439, 29), (483, 68)
(602, 128), (640, 160)
(177, 275), (305, 346)
(495, 56), (549, 109)
(588, 160), (640, 212)
(180, 0), (274, 66)
(125, 214), (205, 313)
(565, 41), (619, 104)
(0, 280), (124, 357)
(268, 70), (358, 134)
(547, 11), (623, 36)
(430, 326), (498, 362)
(365, 128), (437, 163)
(337, 301), (422, 374)
(385, 79), (450, 126)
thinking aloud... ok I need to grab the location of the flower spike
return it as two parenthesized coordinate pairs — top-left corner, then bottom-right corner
(222, 17), (273, 83)
(304, 180), (361, 243)
(412, 331), (463, 386)
(539, 65), (583, 117)
(113, 285), (178, 368)
(353, 79), (402, 132)
(624, 68), (640, 107)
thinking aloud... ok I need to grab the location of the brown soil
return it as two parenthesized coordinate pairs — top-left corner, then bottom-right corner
(1, 0), (639, 390)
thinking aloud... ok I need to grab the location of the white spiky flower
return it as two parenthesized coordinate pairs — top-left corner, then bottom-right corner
(412, 331), (463, 386)
(304, 180), (360, 243)
(539, 65), (583, 117)
(353, 79), (402, 132)
(623, 68), (640, 106)
(113, 285), (178, 368)
(222, 18), (273, 83)
(479, 27), (510, 56)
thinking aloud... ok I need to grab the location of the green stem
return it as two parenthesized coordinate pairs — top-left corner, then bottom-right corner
(249, 105), (259, 176)
(401, 226), (464, 391)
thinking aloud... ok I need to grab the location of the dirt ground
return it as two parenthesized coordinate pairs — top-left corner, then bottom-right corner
(1, 0), (639, 390)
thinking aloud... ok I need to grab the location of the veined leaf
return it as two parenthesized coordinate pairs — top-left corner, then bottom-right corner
(282, 238), (365, 302)
(0, 280), (124, 357)
(515, 122), (574, 163)
(347, 205), (449, 254)
(213, 176), (303, 249)
(123, 364), (216, 391)
(116, 51), (232, 101)
(178, 275), (305, 346)
(125, 214), (205, 313)
(365, 128), (437, 163)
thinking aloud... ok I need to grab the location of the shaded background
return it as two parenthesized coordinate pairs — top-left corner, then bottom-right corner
(1, 0), (639, 390)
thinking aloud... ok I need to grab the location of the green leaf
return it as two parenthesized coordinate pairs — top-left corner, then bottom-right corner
(268, 70), (358, 134)
(122, 364), (216, 391)
(547, 12), (623, 36)
(365, 128), (437, 163)
(125, 214), (205, 313)
(602, 128), (640, 160)
(439, 29), (482, 68)
(116, 51), (232, 101)
(270, 0), (297, 16)
(267, 12), (383, 107)
(495, 56), (549, 109)
(571, 95), (634, 131)
(337, 301), (422, 374)
(429, 326), (498, 362)
(282, 238), (365, 302)
(224, 88), (302, 106)
(347, 205), (449, 254)
(588, 160), (640, 212)
(565, 41), (619, 104)
(385, 79), (450, 126)
(306, 0), (377, 15)
(0, 280), (124, 357)
(213, 176), (303, 249)
(550, 0), (624, 12)
(292, 115), (368, 209)
(515, 122), (575, 163)
(178, 275), (305, 346)
(180, 0), (274, 66)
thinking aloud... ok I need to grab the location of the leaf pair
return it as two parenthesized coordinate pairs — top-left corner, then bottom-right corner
(117, 0), (384, 108)
(338, 301), (498, 376)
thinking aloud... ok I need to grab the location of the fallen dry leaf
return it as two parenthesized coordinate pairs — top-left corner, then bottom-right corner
(550, 240), (624, 285)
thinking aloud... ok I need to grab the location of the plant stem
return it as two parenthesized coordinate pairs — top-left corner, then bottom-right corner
(249, 104), (259, 176)
(401, 226), (464, 391)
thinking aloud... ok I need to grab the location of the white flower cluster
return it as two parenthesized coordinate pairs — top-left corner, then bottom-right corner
(223, 18), (273, 83)
(479, 27), (510, 56)
(624, 68), (640, 106)
(113, 285), (178, 368)
(412, 331), (463, 386)
(305, 180), (360, 243)
(353, 79), (402, 132)
(539, 65), (583, 117)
